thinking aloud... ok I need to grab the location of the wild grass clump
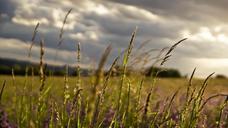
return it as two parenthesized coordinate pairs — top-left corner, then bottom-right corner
(0, 9), (228, 128)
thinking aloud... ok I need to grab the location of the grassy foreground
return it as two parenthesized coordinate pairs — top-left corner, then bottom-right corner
(0, 75), (228, 128)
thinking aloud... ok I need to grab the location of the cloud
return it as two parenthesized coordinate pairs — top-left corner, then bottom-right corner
(0, 0), (17, 17)
(109, 0), (228, 24)
(1, 0), (228, 77)
(0, 37), (91, 67)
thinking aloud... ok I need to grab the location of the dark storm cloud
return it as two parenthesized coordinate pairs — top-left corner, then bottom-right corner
(84, 13), (181, 39)
(0, 22), (33, 41)
(0, 0), (16, 17)
(109, 0), (228, 24)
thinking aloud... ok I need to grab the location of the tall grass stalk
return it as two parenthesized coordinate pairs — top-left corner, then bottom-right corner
(0, 80), (6, 105)
(28, 22), (40, 58)
(89, 44), (112, 127)
(216, 96), (228, 128)
(54, 8), (72, 64)
(117, 27), (137, 116)
(39, 39), (45, 92)
(76, 42), (81, 92)
(93, 44), (112, 95)
(134, 77), (144, 127)
(36, 39), (46, 127)
(102, 56), (119, 96)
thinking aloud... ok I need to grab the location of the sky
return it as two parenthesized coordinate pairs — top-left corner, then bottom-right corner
(1, 0), (228, 77)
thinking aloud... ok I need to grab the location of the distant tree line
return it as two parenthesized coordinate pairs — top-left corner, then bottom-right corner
(145, 66), (181, 78)
(215, 74), (227, 79)
(0, 58), (182, 78)
(0, 57), (94, 76)
(0, 64), (91, 76)
(0, 64), (181, 78)
(105, 65), (182, 78)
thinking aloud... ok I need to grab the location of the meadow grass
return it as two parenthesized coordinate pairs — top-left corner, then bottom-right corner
(0, 75), (228, 127)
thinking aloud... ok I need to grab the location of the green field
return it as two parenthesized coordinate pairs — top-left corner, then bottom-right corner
(0, 75), (228, 127)
(1, 75), (228, 101)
